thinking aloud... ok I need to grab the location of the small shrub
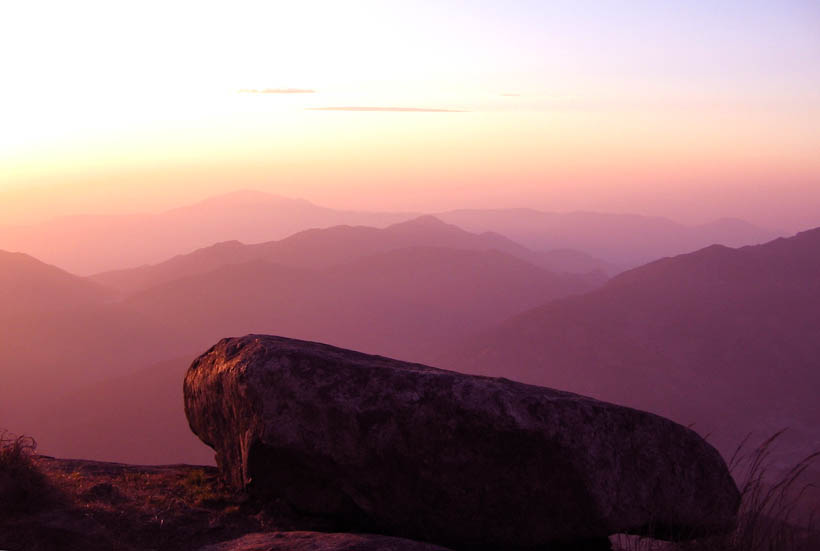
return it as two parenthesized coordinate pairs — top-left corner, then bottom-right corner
(181, 468), (208, 489)
(0, 430), (53, 515)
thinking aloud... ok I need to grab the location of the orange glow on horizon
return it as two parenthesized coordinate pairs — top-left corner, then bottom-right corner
(1, 1), (818, 230)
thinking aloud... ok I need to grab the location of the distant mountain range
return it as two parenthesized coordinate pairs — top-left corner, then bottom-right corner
(1, 190), (813, 476)
(0, 190), (416, 275)
(436, 209), (781, 266)
(92, 215), (607, 294)
(0, 190), (781, 275)
(438, 227), (820, 473)
(122, 245), (596, 364)
(1, 217), (600, 462)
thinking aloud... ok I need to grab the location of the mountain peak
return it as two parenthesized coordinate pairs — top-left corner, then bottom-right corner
(0, 248), (60, 272)
(387, 215), (455, 232)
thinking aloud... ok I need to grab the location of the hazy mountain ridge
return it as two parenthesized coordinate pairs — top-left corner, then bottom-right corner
(0, 189), (779, 277)
(91, 215), (607, 295)
(0, 250), (112, 311)
(0, 190), (418, 275)
(120, 246), (595, 364)
(3, 202), (816, 479)
(2, 218), (600, 462)
(436, 208), (781, 266)
(438, 227), (820, 470)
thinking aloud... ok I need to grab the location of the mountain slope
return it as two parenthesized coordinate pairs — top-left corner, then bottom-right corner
(7, 240), (598, 462)
(32, 357), (213, 464)
(436, 209), (781, 266)
(92, 216), (606, 295)
(438, 228), (820, 466)
(0, 190), (417, 275)
(123, 246), (595, 365)
(0, 250), (111, 312)
(0, 250), (186, 431)
(21, 245), (597, 463)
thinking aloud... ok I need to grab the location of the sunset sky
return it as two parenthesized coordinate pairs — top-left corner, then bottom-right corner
(1, 1), (819, 230)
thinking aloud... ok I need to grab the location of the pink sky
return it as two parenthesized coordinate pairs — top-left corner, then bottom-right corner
(1, 1), (818, 231)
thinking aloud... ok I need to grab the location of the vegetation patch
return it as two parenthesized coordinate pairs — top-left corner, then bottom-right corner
(613, 431), (820, 551)
(0, 430), (55, 515)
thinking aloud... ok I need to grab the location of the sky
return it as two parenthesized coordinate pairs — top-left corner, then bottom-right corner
(1, 0), (819, 230)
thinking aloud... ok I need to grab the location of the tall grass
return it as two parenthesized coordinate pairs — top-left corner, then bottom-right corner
(717, 431), (819, 551)
(614, 431), (820, 551)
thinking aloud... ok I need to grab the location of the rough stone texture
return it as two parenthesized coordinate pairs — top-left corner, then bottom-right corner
(185, 335), (739, 548)
(198, 531), (454, 551)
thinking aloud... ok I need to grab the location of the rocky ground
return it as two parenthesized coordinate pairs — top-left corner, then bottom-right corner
(3, 455), (819, 551)
(0, 456), (374, 551)
(0, 456), (619, 551)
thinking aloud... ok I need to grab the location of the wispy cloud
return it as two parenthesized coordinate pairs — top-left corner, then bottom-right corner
(306, 106), (465, 112)
(238, 88), (316, 94)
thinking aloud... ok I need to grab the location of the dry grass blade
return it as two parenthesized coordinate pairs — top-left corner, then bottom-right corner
(613, 431), (820, 551)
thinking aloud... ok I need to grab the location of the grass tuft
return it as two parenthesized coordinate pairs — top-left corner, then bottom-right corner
(180, 468), (226, 506)
(0, 430), (54, 515)
(614, 430), (820, 551)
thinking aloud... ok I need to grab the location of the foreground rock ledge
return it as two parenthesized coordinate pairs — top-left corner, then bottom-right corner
(185, 335), (739, 548)
(198, 531), (453, 551)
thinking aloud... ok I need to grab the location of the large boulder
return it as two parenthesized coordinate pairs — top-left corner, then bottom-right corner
(185, 335), (739, 548)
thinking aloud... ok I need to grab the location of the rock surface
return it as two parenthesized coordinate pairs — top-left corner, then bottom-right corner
(199, 531), (454, 551)
(185, 335), (739, 548)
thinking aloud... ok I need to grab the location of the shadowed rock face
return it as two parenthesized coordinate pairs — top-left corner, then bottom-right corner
(185, 335), (739, 548)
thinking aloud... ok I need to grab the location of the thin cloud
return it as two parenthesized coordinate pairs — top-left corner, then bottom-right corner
(239, 88), (316, 94)
(306, 106), (465, 112)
